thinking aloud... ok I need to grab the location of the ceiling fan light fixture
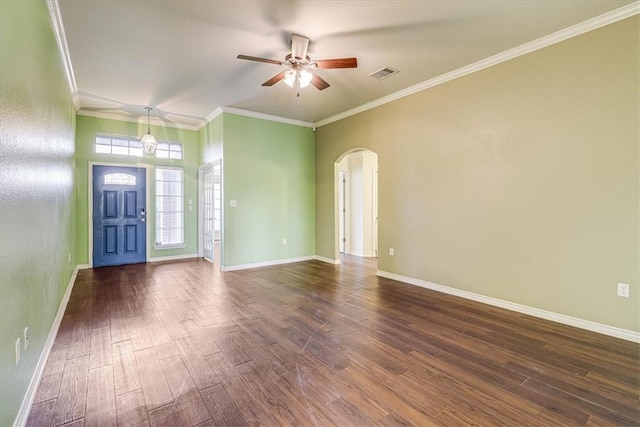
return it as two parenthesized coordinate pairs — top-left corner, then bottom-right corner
(299, 69), (313, 88)
(140, 107), (157, 155)
(284, 69), (297, 87)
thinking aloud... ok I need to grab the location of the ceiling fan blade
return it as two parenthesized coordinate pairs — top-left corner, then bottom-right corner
(237, 55), (283, 66)
(314, 58), (358, 69)
(262, 71), (287, 87)
(310, 74), (330, 91)
(291, 34), (310, 61)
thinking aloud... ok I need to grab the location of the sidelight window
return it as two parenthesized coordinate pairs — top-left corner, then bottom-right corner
(155, 167), (184, 248)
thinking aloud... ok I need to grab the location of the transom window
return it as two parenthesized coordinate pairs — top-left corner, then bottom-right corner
(95, 133), (143, 157)
(95, 133), (183, 159)
(156, 142), (183, 160)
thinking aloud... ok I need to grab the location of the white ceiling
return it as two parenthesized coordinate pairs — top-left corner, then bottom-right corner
(57, 0), (635, 129)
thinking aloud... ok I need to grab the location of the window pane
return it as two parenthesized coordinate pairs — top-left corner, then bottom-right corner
(95, 145), (111, 154)
(155, 167), (184, 247)
(157, 168), (182, 181)
(156, 150), (169, 159)
(130, 147), (143, 157)
(168, 182), (182, 195)
(96, 135), (111, 145)
(112, 137), (129, 147)
(112, 145), (128, 155)
(104, 173), (136, 186)
(169, 151), (182, 160)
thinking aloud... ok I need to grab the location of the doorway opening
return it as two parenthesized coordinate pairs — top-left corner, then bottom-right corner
(199, 160), (222, 266)
(335, 149), (378, 262)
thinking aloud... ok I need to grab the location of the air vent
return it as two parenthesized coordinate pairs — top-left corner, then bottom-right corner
(369, 67), (399, 81)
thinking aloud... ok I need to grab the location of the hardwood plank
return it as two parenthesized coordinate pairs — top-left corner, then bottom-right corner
(116, 389), (149, 426)
(42, 345), (69, 378)
(190, 326), (221, 357)
(200, 384), (248, 426)
(328, 397), (383, 426)
(148, 403), (183, 427)
(92, 303), (111, 331)
(52, 355), (90, 426)
(33, 372), (63, 404)
(85, 365), (117, 426)
(112, 340), (142, 396)
(127, 316), (153, 352)
(109, 302), (131, 344)
(55, 314), (75, 346)
(214, 333), (251, 366)
(160, 355), (212, 426)
(67, 319), (91, 359)
(235, 360), (327, 426)
(89, 327), (112, 369)
(203, 352), (269, 423)
(175, 336), (220, 390)
(26, 399), (57, 427)
(134, 347), (173, 411)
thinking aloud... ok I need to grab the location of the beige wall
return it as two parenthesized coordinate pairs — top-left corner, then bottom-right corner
(316, 17), (639, 332)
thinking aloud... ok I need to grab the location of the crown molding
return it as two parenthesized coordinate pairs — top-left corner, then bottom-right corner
(315, 1), (640, 128)
(206, 107), (224, 123)
(77, 110), (203, 131)
(46, 0), (79, 111)
(219, 106), (315, 128)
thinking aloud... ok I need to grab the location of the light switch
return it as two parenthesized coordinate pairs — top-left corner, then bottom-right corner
(230, 200), (237, 207)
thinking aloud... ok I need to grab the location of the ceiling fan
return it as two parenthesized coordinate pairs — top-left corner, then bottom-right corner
(237, 34), (357, 94)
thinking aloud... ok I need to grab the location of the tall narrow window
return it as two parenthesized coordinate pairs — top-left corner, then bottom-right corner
(155, 167), (184, 248)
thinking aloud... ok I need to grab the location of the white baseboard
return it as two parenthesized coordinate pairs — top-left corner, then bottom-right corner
(222, 256), (315, 272)
(14, 266), (80, 427)
(376, 270), (640, 343)
(77, 264), (90, 269)
(149, 253), (199, 263)
(313, 255), (341, 265)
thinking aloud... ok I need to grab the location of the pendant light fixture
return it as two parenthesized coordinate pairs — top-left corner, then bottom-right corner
(140, 107), (157, 155)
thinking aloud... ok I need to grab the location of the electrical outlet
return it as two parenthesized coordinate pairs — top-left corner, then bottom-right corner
(23, 327), (29, 350)
(389, 248), (394, 256)
(282, 238), (287, 245)
(617, 283), (630, 298)
(15, 338), (21, 365)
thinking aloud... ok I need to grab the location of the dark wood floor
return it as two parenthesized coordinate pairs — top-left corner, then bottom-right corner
(27, 256), (639, 426)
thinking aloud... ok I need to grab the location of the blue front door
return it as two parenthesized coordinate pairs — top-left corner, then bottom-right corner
(93, 165), (147, 267)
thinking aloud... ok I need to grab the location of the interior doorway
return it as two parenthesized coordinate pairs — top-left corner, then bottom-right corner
(335, 149), (378, 261)
(199, 160), (222, 265)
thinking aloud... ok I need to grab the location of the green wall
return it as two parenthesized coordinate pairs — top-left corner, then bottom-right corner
(200, 113), (223, 166)
(316, 17), (639, 332)
(221, 114), (315, 267)
(76, 115), (200, 264)
(0, 1), (77, 424)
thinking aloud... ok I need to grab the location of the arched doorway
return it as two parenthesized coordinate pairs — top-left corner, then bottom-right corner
(334, 149), (378, 262)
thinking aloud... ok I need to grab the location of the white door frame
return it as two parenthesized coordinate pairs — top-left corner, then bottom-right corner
(338, 170), (350, 254)
(198, 165), (214, 262)
(88, 161), (151, 268)
(372, 167), (378, 257)
(198, 159), (223, 266)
